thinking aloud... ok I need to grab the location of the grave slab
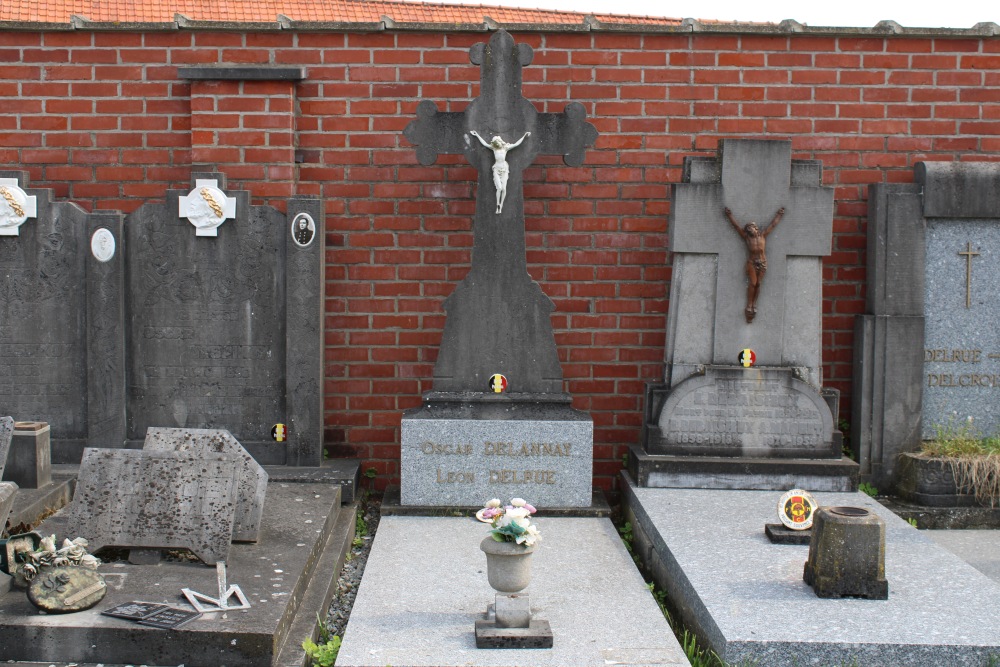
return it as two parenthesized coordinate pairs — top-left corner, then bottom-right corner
(143, 426), (268, 542)
(336, 516), (688, 667)
(64, 448), (240, 564)
(0, 482), (348, 667)
(623, 474), (1000, 667)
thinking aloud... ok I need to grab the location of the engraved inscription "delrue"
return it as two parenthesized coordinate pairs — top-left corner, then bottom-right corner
(925, 348), (981, 363)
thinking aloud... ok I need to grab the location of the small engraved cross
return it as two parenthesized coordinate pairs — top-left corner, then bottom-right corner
(958, 242), (980, 309)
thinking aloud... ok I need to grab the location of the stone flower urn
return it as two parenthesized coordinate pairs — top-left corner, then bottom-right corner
(480, 536), (536, 593)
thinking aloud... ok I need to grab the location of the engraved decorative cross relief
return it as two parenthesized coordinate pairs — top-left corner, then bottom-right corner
(958, 241), (980, 309)
(403, 30), (598, 393)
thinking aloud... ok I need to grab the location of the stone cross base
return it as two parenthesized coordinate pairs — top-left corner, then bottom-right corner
(475, 593), (553, 649)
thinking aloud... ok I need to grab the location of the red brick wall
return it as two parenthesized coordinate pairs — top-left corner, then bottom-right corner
(2, 29), (999, 491)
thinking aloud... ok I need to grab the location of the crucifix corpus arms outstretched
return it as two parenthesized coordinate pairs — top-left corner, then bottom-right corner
(469, 130), (531, 214)
(400, 29), (598, 393)
(724, 206), (785, 324)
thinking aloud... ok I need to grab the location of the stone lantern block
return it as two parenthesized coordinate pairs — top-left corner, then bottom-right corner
(803, 506), (888, 600)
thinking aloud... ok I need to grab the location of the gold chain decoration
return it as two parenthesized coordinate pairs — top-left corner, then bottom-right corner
(200, 187), (224, 218)
(0, 187), (25, 218)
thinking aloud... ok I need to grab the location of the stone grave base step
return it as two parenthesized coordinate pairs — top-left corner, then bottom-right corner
(265, 458), (360, 503)
(380, 485), (612, 517)
(336, 516), (689, 667)
(0, 481), (355, 667)
(627, 444), (859, 491)
(622, 473), (1000, 667)
(878, 496), (1000, 529)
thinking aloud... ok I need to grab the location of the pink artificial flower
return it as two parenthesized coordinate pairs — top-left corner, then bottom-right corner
(524, 503), (537, 514)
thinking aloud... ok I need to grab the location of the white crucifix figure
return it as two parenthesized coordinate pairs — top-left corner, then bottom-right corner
(469, 131), (530, 214)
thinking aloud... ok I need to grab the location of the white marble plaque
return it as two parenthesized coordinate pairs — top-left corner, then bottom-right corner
(0, 178), (37, 236)
(178, 179), (236, 237)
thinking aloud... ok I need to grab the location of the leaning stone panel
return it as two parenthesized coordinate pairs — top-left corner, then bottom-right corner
(64, 448), (239, 565)
(143, 427), (267, 542)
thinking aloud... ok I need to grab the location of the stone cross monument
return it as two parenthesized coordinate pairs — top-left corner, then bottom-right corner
(400, 30), (597, 507)
(404, 29), (597, 394)
(633, 140), (859, 491)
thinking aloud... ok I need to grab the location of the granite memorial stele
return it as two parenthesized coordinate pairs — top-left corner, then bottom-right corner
(400, 30), (597, 508)
(631, 140), (858, 491)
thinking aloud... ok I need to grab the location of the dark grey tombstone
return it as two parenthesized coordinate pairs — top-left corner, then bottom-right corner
(399, 30), (597, 507)
(854, 162), (1000, 491)
(0, 417), (12, 478)
(124, 174), (323, 466)
(0, 172), (126, 461)
(143, 426), (267, 542)
(634, 140), (858, 491)
(64, 447), (239, 565)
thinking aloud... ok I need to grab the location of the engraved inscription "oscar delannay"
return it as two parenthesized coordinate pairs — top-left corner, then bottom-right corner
(421, 440), (571, 486)
(925, 347), (1000, 388)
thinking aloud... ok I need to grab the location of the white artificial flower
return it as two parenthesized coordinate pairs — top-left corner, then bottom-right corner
(513, 517), (531, 529)
(40, 535), (57, 552)
(486, 498), (501, 509)
(505, 507), (530, 520)
(511, 498), (526, 507)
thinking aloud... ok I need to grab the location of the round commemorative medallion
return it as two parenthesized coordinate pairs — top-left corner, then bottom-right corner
(737, 348), (756, 368)
(90, 228), (116, 262)
(778, 489), (817, 531)
(291, 212), (316, 248)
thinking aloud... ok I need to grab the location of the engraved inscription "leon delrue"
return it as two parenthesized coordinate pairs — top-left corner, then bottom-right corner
(434, 469), (557, 484)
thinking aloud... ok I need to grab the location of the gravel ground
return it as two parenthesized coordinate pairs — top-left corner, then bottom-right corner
(322, 491), (382, 642)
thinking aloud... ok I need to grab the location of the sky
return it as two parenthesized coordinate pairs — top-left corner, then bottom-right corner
(453, 0), (997, 29)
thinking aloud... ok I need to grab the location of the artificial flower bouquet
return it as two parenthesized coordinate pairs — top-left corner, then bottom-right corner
(477, 498), (541, 547)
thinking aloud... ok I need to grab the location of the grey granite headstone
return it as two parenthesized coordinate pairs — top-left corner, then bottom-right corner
(64, 447), (239, 564)
(641, 141), (843, 469)
(143, 426), (267, 542)
(125, 174), (323, 465)
(0, 172), (126, 462)
(0, 416), (12, 479)
(400, 31), (597, 507)
(854, 162), (1000, 490)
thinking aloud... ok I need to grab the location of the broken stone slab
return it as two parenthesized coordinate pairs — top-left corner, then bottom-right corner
(143, 427), (267, 542)
(64, 448), (239, 565)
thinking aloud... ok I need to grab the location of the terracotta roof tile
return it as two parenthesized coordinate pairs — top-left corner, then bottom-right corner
(0, 0), (684, 26)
